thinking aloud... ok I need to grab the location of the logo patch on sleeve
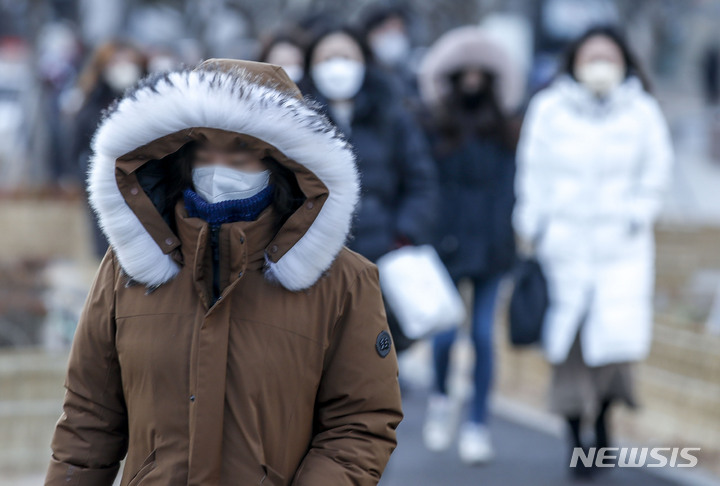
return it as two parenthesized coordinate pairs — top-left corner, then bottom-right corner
(375, 331), (392, 358)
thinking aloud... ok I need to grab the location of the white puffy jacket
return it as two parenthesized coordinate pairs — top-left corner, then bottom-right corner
(514, 76), (673, 366)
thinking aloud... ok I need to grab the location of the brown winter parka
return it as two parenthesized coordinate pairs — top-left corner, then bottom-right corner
(44, 60), (402, 486)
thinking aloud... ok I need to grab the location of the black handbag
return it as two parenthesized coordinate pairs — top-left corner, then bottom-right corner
(508, 256), (549, 346)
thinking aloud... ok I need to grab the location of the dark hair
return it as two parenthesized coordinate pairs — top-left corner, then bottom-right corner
(297, 10), (343, 38)
(262, 156), (306, 228)
(561, 25), (652, 92)
(428, 68), (513, 154)
(76, 39), (148, 98)
(303, 24), (374, 75)
(257, 27), (310, 64)
(164, 142), (196, 223)
(360, 4), (409, 37)
(163, 142), (305, 231)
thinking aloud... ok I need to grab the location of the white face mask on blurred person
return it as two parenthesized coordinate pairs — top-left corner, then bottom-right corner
(575, 60), (624, 97)
(103, 61), (142, 92)
(282, 64), (304, 83)
(370, 32), (410, 66)
(148, 55), (177, 74)
(192, 165), (271, 204)
(312, 58), (366, 101)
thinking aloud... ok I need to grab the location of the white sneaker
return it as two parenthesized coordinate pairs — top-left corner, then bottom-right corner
(458, 422), (494, 465)
(423, 394), (457, 452)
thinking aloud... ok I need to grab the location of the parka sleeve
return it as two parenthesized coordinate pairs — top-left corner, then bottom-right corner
(45, 249), (128, 486)
(489, 147), (518, 261)
(393, 108), (439, 246)
(631, 98), (674, 226)
(513, 94), (552, 243)
(291, 265), (403, 486)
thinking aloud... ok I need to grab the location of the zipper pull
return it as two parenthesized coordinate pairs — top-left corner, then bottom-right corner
(210, 225), (220, 258)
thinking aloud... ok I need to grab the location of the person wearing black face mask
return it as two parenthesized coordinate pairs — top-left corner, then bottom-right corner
(418, 26), (524, 465)
(446, 69), (509, 137)
(452, 68), (490, 109)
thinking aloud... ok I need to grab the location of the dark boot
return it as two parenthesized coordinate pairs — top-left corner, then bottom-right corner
(567, 416), (594, 481)
(593, 400), (614, 473)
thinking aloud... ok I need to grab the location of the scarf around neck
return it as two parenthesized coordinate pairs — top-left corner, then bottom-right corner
(183, 185), (274, 226)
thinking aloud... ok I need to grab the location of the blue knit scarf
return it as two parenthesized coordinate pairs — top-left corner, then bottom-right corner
(183, 185), (274, 225)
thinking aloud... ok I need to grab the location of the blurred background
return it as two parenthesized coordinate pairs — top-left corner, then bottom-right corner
(1, 0), (719, 485)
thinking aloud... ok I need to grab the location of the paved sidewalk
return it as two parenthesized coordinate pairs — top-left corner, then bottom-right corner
(380, 388), (707, 486)
(2, 390), (714, 486)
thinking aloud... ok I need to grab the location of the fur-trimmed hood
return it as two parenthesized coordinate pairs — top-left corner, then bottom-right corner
(88, 59), (359, 291)
(418, 26), (525, 114)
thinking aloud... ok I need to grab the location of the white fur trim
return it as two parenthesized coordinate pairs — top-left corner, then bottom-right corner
(418, 26), (525, 114)
(88, 68), (359, 290)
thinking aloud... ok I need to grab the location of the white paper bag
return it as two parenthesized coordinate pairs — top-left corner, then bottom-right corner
(376, 245), (466, 339)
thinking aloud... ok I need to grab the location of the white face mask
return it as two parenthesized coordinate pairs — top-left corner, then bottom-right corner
(192, 165), (271, 204)
(311, 58), (366, 101)
(103, 61), (142, 93)
(282, 64), (304, 83)
(575, 60), (624, 97)
(370, 32), (410, 66)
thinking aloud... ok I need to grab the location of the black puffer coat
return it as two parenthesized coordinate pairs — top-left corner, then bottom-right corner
(427, 133), (516, 281)
(305, 68), (438, 262)
(418, 26), (521, 282)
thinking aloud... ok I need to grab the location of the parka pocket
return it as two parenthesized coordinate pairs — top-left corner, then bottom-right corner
(127, 449), (157, 486)
(259, 463), (285, 485)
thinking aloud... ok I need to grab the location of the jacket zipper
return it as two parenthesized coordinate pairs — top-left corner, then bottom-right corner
(210, 224), (221, 305)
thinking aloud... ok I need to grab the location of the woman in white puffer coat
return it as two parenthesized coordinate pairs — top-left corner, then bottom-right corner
(514, 26), (673, 478)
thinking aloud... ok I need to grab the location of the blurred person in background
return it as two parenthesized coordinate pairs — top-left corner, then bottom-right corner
(360, 4), (419, 104)
(303, 26), (438, 352)
(702, 42), (720, 105)
(417, 26), (523, 465)
(45, 59), (402, 486)
(69, 40), (148, 258)
(258, 27), (309, 84)
(0, 36), (41, 190)
(145, 46), (182, 74)
(36, 21), (83, 188)
(514, 26), (673, 479)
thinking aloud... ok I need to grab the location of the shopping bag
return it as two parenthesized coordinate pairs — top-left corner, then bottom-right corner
(508, 257), (548, 346)
(376, 245), (466, 339)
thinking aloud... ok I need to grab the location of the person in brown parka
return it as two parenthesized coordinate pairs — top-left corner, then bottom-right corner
(44, 59), (403, 486)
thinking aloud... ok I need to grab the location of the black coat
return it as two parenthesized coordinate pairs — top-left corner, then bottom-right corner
(427, 130), (516, 281)
(305, 68), (438, 262)
(72, 83), (119, 176)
